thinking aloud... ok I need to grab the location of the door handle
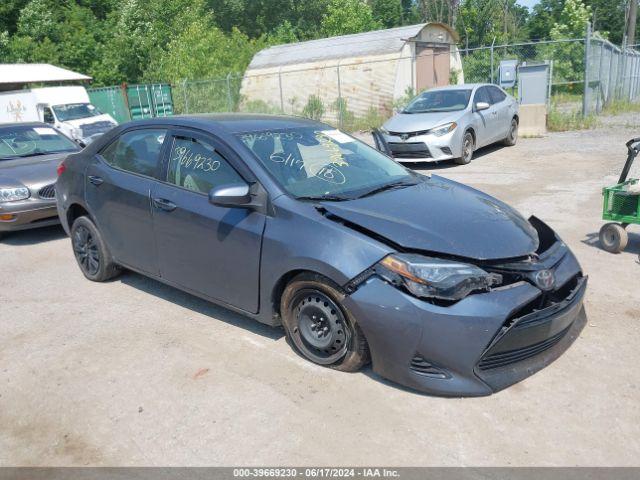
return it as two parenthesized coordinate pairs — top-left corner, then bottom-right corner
(152, 198), (177, 212)
(88, 175), (104, 186)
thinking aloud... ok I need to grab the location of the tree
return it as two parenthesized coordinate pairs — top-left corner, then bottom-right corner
(320, 0), (382, 36)
(371, 0), (404, 28)
(457, 0), (529, 47)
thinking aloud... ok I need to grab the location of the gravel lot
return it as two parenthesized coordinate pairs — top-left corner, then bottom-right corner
(1, 115), (639, 466)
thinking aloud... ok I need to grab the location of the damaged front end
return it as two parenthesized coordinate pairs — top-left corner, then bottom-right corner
(340, 215), (587, 396)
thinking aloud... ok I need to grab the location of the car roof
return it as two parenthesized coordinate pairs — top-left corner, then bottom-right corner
(422, 83), (495, 92)
(122, 113), (328, 135)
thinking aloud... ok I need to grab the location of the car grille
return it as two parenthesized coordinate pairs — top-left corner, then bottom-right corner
(388, 142), (432, 159)
(409, 354), (450, 378)
(38, 184), (56, 199)
(477, 325), (570, 370)
(80, 121), (114, 138)
(387, 130), (430, 139)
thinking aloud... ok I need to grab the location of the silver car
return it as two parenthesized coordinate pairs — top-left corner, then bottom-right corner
(380, 84), (519, 165)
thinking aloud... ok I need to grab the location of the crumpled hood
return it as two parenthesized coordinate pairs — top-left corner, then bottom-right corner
(321, 175), (539, 261)
(0, 153), (66, 188)
(383, 111), (463, 133)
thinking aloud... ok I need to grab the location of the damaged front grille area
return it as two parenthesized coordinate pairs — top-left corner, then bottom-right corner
(478, 326), (571, 370)
(409, 354), (451, 378)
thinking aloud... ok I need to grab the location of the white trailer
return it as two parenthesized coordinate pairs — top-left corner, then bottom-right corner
(0, 86), (117, 145)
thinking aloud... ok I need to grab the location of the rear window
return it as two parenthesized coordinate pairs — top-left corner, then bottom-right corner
(0, 125), (79, 160)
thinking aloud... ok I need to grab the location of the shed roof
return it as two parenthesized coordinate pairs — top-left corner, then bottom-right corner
(248, 23), (459, 70)
(0, 64), (91, 85)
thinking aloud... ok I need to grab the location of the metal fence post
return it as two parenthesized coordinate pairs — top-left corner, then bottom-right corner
(182, 79), (189, 114)
(582, 22), (591, 117)
(490, 37), (496, 84)
(226, 73), (233, 112)
(336, 61), (343, 130)
(278, 67), (284, 113)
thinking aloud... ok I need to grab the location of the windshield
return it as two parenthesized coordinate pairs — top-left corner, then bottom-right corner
(52, 103), (102, 121)
(0, 125), (79, 160)
(404, 89), (472, 114)
(236, 127), (416, 200)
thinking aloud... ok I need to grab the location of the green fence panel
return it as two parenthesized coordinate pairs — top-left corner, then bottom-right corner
(87, 86), (131, 124)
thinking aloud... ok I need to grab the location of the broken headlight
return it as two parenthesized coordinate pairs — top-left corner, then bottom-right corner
(376, 253), (502, 301)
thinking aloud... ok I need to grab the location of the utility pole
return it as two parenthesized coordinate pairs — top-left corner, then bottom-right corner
(628, 0), (638, 46)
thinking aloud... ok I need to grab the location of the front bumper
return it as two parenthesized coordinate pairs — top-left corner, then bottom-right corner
(0, 199), (60, 233)
(344, 248), (587, 396)
(382, 129), (462, 161)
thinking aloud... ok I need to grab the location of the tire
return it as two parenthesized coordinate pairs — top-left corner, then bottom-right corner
(70, 216), (120, 281)
(281, 273), (370, 372)
(599, 222), (628, 253)
(503, 117), (518, 146)
(454, 131), (474, 165)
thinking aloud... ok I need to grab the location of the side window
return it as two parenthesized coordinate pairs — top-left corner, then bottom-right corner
(101, 129), (167, 177)
(474, 87), (491, 106)
(43, 107), (55, 124)
(167, 135), (244, 194)
(489, 86), (507, 104)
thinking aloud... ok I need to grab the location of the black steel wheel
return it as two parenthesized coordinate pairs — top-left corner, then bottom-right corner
(70, 216), (120, 282)
(281, 273), (369, 372)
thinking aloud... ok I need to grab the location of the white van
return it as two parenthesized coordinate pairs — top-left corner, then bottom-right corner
(0, 86), (117, 146)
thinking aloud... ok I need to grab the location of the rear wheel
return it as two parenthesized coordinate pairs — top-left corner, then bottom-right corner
(281, 273), (369, 372)
(503, 117), (518, 146)
(454, 131), (474, 165)
(71, 216), (120, 281)
(599, 222), (628, 253)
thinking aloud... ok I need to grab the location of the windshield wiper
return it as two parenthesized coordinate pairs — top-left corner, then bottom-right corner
(296, 194), (353, 202)
(356, 179), (419, 199)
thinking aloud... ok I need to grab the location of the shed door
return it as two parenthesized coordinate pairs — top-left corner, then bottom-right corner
(416, 45), (450, 91)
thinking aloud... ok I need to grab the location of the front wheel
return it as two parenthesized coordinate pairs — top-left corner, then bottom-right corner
(454, 131), (474, 165)
(281, 273), (370, 372)
(71, 216), (121, 281)
(599, 222), (628, 253)
(503, 118), (518, 146)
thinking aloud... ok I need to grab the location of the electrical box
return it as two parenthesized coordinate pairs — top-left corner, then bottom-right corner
(518, 62), (550, 105)
(499, 59), (518, 89)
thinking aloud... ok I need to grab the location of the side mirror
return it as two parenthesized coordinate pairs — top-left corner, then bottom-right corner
(209, 183), (252, 208)
(475, 101), (490, 112)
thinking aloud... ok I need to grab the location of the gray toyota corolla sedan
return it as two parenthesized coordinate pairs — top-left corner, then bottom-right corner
(381, 84), (518, 164)
(55, 114), (587, 396)
(0, 122), (80, 238)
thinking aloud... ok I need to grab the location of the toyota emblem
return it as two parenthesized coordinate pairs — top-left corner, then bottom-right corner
(400, 133), (409, 141)
(534, 269), (555, 291)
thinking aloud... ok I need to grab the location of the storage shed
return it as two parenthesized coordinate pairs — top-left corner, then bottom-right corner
(240, 23), (463, 121)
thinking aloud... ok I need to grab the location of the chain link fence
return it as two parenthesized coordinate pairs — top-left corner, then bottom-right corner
(171, 25), (640, 131)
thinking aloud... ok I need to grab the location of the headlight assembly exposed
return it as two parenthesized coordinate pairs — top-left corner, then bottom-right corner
(376, 253), (502, 301)
(0, 187), (30, 203)
(430, 122), (457, 137)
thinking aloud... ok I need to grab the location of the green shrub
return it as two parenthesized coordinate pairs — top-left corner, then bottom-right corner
(302, 95), (325, 120)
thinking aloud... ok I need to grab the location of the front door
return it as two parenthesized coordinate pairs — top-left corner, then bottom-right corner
(85, 128), (168, 275)
(151, 130), (265, 313)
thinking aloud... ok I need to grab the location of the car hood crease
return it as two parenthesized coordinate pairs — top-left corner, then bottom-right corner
(320, 175), (539, 261)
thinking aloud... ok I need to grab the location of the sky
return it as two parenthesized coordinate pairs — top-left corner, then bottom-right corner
(519, 0), (540, 9)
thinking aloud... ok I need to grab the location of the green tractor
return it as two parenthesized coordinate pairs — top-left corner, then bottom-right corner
(599, 137), (640, 253)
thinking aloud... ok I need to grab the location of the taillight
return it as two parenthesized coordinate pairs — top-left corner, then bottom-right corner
(57, 162), (66, 176)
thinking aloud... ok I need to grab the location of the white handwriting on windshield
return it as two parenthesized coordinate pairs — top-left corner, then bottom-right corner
(172, 146), (220, 173)
(269, 152), (346, 184)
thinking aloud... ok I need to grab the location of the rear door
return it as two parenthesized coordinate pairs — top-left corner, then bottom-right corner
(85, 128), (168, 275)
(488, 86), (511, 140)
(151, 129), (265, 313)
